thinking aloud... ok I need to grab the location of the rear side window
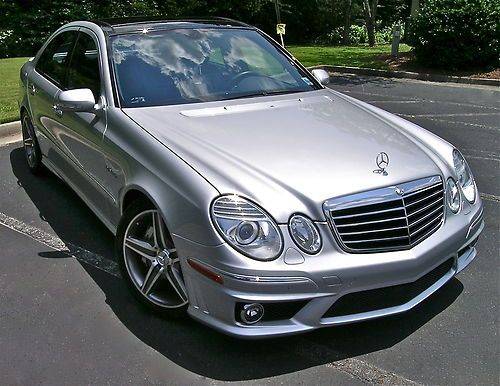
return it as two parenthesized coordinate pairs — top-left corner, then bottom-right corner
(36, 31), (77, 88)
(67, 32), (101, 101)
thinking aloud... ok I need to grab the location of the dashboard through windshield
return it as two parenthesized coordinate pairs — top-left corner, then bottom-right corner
(110, 27), (319, 107)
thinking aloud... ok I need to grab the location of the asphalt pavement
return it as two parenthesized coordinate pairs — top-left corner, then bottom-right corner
(0, 76), (498, 385)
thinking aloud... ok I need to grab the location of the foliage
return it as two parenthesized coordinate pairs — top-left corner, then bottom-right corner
(377, 0), (411, 28)
(409, 0), (499, 69)
(0, 0), (415, 58)
(316, 23), (404, 45)
(0, 0), (161, 57)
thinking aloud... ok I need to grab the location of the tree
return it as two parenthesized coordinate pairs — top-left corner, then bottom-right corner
(342, 0), (352, 45)
(362, 0), (378, 46)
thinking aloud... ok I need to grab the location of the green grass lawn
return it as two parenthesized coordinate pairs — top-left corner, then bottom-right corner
(0, 57), (29, 124)
(288, 44), (411, 69)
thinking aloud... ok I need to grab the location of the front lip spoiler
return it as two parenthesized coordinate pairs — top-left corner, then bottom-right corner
(321, 228), (481, 327)
(319, 263), (456, 326)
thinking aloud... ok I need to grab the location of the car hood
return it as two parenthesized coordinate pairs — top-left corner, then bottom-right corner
(124, 89), (445, 222)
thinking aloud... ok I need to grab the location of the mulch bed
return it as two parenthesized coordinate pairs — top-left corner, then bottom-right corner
(379, 51), (499, 80)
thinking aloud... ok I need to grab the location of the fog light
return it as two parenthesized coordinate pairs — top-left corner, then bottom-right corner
(240, 303), (264, 324)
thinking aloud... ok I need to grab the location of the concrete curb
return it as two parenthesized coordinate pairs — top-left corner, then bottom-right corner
(0, 120), (21, 138)
(310, 65), (500, 87)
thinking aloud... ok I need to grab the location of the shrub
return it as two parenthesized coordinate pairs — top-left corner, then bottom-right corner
(409, 0), (499, 69)
(350, 25), (368, 44)
(314, 23), (404, 46)
(314, 25), (367, 45)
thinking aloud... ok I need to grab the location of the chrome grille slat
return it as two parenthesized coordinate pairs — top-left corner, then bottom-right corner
(405, 189), (443, 208)
(335, 216), (407, 228)
(403, 182), (442, 198)
(345, 235), (409, 244)
(408, 205), (444, 228)
(409, 213), (443, 238)
(331, 206), (405, 220)
(410, 221), (443, 246)
(406, 197), (444, 218)
(341, 225), (408, 236)
(325, 176), (444, 253)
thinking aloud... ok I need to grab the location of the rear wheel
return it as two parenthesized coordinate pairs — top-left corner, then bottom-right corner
(21, 113), (43, 174)
(116, 199), (188, 317)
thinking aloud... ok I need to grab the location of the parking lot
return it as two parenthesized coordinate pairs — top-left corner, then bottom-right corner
(0, 76), (498, 385)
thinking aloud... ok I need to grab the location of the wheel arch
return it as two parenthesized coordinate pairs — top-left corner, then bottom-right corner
(120, 184), (177, 239)
(122, 187), (151, 214)
(20, 105), (29, 119)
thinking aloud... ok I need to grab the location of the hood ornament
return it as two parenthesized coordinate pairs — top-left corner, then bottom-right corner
(373, 152), (389, 176)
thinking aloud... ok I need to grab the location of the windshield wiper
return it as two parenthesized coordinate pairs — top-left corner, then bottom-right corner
(220, 89), (304, 101)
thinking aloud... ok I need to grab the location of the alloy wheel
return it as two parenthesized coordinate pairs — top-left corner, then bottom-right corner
(122, 209), (188, 308)
(22, 115), (37, 168)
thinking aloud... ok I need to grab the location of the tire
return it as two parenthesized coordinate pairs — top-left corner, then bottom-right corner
(115, 198), (188, 317)
(21, 113), (43, 175)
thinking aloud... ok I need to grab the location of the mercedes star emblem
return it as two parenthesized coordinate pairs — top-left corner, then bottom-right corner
(374, 152), (390, 176)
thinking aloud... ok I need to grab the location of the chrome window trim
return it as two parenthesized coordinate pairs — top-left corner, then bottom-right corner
(76, 26), (107, 103)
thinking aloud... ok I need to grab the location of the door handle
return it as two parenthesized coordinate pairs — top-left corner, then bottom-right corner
(52, 104), (63, 117)
(29, 84), (36, 95)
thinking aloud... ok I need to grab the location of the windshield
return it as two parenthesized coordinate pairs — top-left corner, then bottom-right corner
(110, 28), (319, 107)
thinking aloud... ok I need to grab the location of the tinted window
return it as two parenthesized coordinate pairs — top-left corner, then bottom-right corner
(111, 28), (319, 108)
(36, 31), (77, 87)
(67, 32), (101, 101)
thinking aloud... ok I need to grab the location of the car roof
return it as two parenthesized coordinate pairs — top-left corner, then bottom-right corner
(92, 17), (253, 35)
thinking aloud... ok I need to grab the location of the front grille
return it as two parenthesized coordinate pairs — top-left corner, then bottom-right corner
(324, 176), (444, 253)
(322, 257), (454, 318)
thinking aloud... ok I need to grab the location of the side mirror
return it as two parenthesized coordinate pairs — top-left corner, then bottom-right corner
(55, 88), (97, 113)
(311, 68), (330, 85)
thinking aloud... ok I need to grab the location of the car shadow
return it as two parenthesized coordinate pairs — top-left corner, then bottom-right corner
(9, 148), (115, 260)
(10, 147), (464, 381)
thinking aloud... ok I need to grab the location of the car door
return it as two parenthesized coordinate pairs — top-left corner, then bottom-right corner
(53, 28), (115, 223)
(28, 29), (78, 170)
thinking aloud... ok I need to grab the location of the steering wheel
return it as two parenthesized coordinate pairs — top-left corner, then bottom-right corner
(228, 71), (279, 89)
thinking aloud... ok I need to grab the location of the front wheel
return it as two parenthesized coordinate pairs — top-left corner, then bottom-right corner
(115, 199), (188, 317)
(21, 113), (43, 174)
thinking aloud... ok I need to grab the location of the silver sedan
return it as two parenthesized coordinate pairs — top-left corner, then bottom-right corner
(19, 18), (484, 338)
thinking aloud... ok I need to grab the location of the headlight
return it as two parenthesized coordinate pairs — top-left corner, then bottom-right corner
(446, 178), (461, 214)
(211, 195), (283, 260)
(289, 214), (322, 254)
(453, 149), (476, 203)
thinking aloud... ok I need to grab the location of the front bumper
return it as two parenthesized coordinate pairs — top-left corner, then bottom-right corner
(174, 202), (484, 338)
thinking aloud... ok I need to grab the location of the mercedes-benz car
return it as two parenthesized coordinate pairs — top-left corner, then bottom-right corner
(19, 17), (484, 338)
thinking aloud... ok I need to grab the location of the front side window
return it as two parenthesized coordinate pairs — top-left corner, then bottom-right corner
(111, 28), (319, 107)
(67, 32), (101, 101)
(36, 31), (78, 88)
